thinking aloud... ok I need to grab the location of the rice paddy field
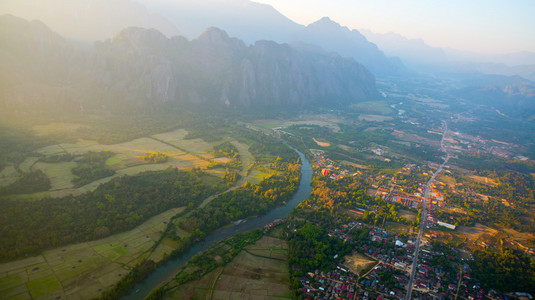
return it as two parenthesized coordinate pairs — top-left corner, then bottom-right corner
(164, 236), (292, 300)
(1, 125), (271, 299)
(4, 129), (239, 200)
(0, 207), (185, 300)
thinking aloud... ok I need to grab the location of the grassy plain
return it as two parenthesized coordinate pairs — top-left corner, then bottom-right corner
(358, 114), (393, 122)
(0, 166), (19, 187)
(253, 114), (343, 133)
(350, 101), (394, 115)
(0, 207), (184, 300)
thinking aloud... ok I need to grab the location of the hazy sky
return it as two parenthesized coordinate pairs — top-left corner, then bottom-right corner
(255, 0), (535, 54)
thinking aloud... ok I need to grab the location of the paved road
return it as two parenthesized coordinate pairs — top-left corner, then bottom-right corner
(405, 122), (450, 299)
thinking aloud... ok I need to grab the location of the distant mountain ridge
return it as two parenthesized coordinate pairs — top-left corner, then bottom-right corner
(360, 29), (448, 67)
(362, 29), (535, 81)
(138, 1), (401, 75)
(290, 17), (404, 75)
(137, 0), (304, 45)
(0, 0), (182, 43)
(0, 15), (380, 114)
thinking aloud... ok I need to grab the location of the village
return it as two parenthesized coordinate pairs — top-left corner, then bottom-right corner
(295, 152), (506, 299)
(298, 219), (494, 300)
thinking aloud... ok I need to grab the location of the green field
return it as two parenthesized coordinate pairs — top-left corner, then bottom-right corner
(0, 207), (185, 300)
(4, 128), (232, 200)
(0, 166), (19, 187)
(351, 101), (394, 115)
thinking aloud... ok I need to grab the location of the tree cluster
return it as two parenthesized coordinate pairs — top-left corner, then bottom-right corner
(470, 248), (535, 295)
(0, 168), (218, 261)
(71, 151), (115, 187)
(142, 152), (168, 163)
(0, 169), (51, 196)
(180, 169), (300, 234)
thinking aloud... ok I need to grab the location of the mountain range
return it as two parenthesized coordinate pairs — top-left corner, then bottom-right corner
(0, 14), (379, 115)
(0, 0), (401, 75)
(1, 0), (534, 119)
(362, 29), (535, 82)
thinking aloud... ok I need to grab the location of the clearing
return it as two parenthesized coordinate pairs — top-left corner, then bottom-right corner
(313, 138), (331, 147)
(399, 209), (417, 222)
(344, 253), (377, 276)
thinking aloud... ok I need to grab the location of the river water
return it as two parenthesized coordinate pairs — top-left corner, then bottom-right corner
(123, 146), (312, 299)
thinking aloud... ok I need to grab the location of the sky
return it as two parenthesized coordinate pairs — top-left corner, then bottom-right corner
(254, 0), (535, 54)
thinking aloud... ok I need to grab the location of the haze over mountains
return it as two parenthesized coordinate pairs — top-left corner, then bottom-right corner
(362, 29), (535, 82)
(0, 14), (379, 114)
(0, 0), (181, 43)
(1, 0), (534, 118)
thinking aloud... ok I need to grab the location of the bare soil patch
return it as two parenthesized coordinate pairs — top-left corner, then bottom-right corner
(458, 223), (498, 241)
(344, 253), (376, 275)
(313, 138), (331, 147)
(469, 175), (498, 186)
(399, 209), (417, 222)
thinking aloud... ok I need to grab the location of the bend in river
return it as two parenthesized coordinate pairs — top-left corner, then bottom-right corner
(123, 145), (312, 299)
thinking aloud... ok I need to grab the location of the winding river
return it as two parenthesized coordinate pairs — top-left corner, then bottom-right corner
(124, 146), (312, 299)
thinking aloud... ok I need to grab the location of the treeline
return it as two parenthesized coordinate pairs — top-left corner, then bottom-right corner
(470, 248), (535, 295)
(0, 168), (219, 261)
(0, 169), (50, 196)
(180, 169), (300, 234)
(71, 151), (115, 187)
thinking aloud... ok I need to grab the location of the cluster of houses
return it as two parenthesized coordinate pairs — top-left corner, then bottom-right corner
(299, 269), (358, 300)
(358, 262), (409, 299)
(264, 218), (285, 233)
(296, 213), (496, 300)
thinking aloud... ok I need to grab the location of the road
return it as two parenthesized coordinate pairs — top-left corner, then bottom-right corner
(405, 122), (450, 300)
